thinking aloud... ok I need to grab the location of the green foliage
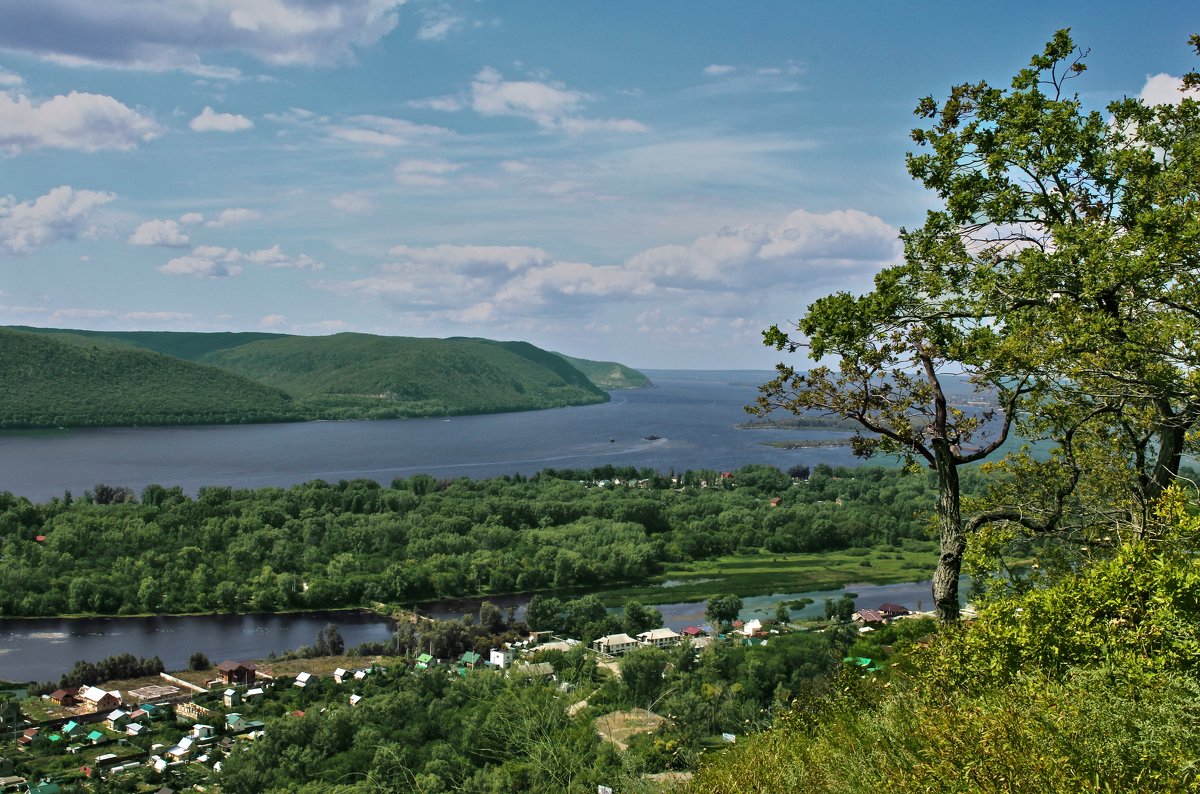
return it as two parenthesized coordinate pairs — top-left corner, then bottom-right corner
(0, 327), (299, 428)
(550, 351), (653, 389)
(705, 594), (743, 627)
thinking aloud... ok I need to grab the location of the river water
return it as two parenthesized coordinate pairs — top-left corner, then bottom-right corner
(0, 369), (916, 681)
(0, 370), (867, 502)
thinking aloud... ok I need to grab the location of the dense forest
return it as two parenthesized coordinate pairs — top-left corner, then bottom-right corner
(0, 463), (951, 618)
(0, 328), (629, 428)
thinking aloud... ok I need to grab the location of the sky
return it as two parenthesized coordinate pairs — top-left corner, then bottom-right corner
(0, 2), (1196, 369)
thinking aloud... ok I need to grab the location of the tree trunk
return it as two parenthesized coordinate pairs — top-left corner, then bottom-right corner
(931, 438), (963, 622)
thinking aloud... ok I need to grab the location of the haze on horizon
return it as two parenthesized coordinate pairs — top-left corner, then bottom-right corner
(0, 1), (1194, 369)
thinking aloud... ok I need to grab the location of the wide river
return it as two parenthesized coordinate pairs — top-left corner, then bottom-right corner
(0, 369), (911, 681)
(0, 370), (864, 502)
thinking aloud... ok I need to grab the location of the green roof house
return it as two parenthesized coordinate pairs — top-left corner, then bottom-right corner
(61, 720), (84, 738)
(87, 730), (107, 745)
(416, 654), (436, 670)
(460, 651), (481, 668)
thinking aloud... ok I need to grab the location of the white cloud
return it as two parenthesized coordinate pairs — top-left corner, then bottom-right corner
(387, 244), (548, 273)
(330, 192), (375, 215)
(470, 66), (647, 134)
(160, 245), (244, 278)
(190, 106), (253, 132)
(159, 242), (322, 277)
(0, 0), (405, 71)
(328, 114), (451, 146)
(260, 313), (287, 328)
(179, 212), (205, 225)
(128, 218), (189, 247)
(1140, 73), (1199, 106)
(0, 69), (21, 86)
(703, 64), (736, 76)
(0, 90), (163, 154)
(416, 8), (464, 41)
(0, 186), (116, 256)
(244, 244), (324, 270)
(205, 208), (262, 227)
(394, 158), (463, 187)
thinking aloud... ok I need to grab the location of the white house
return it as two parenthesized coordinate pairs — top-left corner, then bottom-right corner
(489, 648), (514, 668)
(349, 694), (363, 706)
(591, 633), (639, 656)
(293, 672), (312, 688)
(125, 722), (147, 737)
(738, 619), (763, 637)
(80, 685), (120, 712)
(167, 736), (195, 760)
(637, 628), (681, 648)
(333, 668), (349, 684)
(223, 688), (241, 708)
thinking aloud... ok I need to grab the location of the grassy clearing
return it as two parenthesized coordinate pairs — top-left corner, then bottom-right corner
(593, 543), (937, 605)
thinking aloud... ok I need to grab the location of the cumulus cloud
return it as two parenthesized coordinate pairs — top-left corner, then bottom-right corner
(1140, 73), (1199, 106)
(703, 64), (736, 76)
(330, 192), (375, 215)
(205, 208), (262, 227)
(627, 209), (899, 289)
(128, 218), (189, 247)
(190, 106), (253, 132)
(394, 158), (463, 187)
(179, 212), (205, 225)
(0, 0), (405, 71)
(159, 243), (323, 277)
(0, 89), (163, 154)
(0, 69), (21, 86)
(469, 66), (647, 134)
(0, 186), (116, 256)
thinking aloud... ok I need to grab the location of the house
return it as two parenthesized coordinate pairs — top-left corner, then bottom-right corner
(738, 619), (763, 637)
(26, 783), (61, 794)
(80, 686), (120, 712)
(489, 648), (513, 668)
(293, 672), (312, 688)
(637, 628), (681, 649)
(878, 602), (911, 619)
(852, 609), (886, 625)
(61, 721), (85, 738)
(17, 727), (40, 747)
(125, 722), (147, 737)
(243, 687), (264, 701)
(191, 724), (215, 740)
(416, 654), (436, 670)
(511, 662), (554, 679)
(225, 713), (265, 735)
(85, 730), (107, 746)
(167, 736), (195, 760)
(353, 668), (370, 681)
(349, 694), (363, 707)
(106, 709), (129, 730)
(459, 651), (481, 669)
(591, 633), (639, 656)
(49, 688), (78, 707)
(216, 660), (257, 686)
(681, 626), (706, 639)
(223, 689), (241, 708)
(333, 668), (349, 684)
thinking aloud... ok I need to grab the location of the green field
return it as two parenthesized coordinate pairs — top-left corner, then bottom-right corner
(591, 542), (937, 605)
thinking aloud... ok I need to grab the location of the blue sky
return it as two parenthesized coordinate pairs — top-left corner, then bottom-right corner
(0, 1), (1196, 369)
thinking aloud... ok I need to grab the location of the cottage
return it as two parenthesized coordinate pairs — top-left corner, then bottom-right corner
(637, 628), (681, 648)
(349, 694), (363, 707)
(223, 688), (241, 708)
(878, 602), (911, 619)
(489, 648), (513, 668)
(511, 662), (554, 679)
(243, 687), (264, 700)
(353, 668), (369, 681)
(125, 722), (147, 737)
(61, 721), (85, 738)
(680, 626), (705, 639)
(416, 654), (436, 670)
(591, 633), (639, 656)
(216, 660), (257, 686)
(86, 730), (107, 746)
(105, 710), (129, 730)
(459, 651), (482, 669)
(333, 668), (349, 684)
(167, 736), (195, 760)
(80, 685), (120, 712)
(853, 609), (886, 625)
(49, 688), (78, 707)
(17, 727), (40, 747)
(293, 672), (312, 688)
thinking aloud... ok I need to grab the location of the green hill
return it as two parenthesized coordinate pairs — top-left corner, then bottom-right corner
(0, 327), (298, 428)
(553, 351), (653, 389)
(9, 326), (287, 361)
(200, 333), (611, 418)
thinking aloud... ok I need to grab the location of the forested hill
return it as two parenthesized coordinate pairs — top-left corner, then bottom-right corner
(1, 327), (636, 427)
(0, 327), (299, 428)
(552, 350), (653, 389)
(200, 333), (611, 418)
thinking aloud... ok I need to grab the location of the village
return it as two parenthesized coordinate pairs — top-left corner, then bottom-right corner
(0, 599), (925, 793)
